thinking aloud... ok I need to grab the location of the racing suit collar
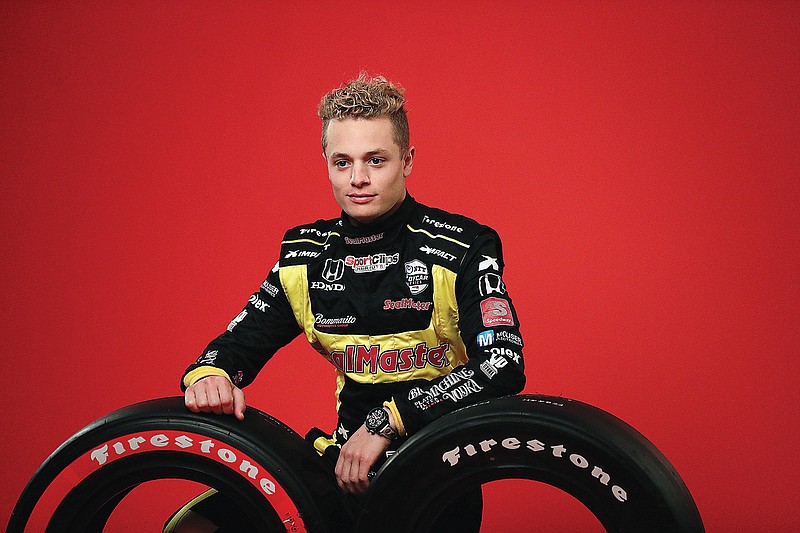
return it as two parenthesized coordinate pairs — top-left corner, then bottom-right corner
(339, 193), (417, 241)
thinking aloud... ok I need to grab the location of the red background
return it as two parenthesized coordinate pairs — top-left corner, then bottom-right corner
(2, 1), (798, 531)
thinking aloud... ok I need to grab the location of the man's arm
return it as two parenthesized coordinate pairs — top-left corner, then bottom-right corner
(181, 262), (302, 418)
(390, 228), (526, 435)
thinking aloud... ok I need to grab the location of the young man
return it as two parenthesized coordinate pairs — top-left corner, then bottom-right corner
(168, 73), (526, 532)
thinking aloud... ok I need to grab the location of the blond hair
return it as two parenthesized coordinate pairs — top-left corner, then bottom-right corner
(318, 72), (409, 153)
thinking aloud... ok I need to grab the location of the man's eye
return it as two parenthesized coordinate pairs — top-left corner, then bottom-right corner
(369, 158), (384, 165)
(334, 160), (349, 168)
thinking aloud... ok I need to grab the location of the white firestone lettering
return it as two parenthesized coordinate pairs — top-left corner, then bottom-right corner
(261, 478), (276, 495)
(240, 460), (258, 479)
(551, 444), (567, 458)
(218, 448), (236, 463)
(91, 445), (109, 465)
(571, 453), (590, 469)
(150, 434), (169, 447)
(479, 439), (498, 452)
(88, 434), (279, 498)
(442, 437), (627, 503)
(422, 215), (463, 233)
(527, 439), (546, 452)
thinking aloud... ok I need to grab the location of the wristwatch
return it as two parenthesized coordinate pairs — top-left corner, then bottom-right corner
(365, 407), (398, 441)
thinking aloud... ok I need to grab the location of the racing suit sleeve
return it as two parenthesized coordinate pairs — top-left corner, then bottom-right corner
(181, 263), (303, 390)
(390, 229), (526, 435)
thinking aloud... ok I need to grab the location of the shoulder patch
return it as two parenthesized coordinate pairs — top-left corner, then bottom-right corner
(280, 218), (340, 266)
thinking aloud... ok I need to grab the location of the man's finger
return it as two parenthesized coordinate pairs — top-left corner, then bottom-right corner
(233, 386), (246, 420)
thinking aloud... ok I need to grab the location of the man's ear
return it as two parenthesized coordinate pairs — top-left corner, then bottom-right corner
(403, 146), (415, 177)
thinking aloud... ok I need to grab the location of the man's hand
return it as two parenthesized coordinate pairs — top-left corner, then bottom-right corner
(335, 408), (397, 495)
(184, 375), (246, 421)
(335, 424), (392, 495)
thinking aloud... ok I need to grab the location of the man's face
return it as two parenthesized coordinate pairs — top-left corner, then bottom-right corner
(324, 116), (414, 226)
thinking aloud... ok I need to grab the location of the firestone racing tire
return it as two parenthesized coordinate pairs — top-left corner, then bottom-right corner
(355, 394), (704, 533)
(7, 397), (351, 533)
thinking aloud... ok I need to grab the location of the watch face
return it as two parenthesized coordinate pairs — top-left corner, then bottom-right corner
(366, 408), (387, 432)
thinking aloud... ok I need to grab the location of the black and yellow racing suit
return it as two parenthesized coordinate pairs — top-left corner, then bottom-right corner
(182, 194), (526, 450)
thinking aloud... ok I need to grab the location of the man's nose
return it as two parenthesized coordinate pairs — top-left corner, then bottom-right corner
(350, 163), (370, 186)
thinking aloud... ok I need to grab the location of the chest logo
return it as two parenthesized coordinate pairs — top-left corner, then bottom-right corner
(322, 258), (345, 282)
(405, 259), (429, 295)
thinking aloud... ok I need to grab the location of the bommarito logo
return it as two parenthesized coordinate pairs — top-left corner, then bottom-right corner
(441, 436), (628, 503)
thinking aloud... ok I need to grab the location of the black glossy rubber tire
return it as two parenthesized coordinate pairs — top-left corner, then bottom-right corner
(355, 394), (704, 533)
(8, 397), (351, 533)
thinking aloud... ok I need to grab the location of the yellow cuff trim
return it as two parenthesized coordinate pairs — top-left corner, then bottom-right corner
(183, 366), (231, 388)
(383, 399), (407, 437)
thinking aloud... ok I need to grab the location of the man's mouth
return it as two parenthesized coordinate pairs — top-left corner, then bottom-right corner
(347, 194), (376, 204)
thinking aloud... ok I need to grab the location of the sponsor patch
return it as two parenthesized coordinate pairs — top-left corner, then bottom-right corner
(477, 330), (495, 347)
(480, 297), (514, 327)
(227, 310), (248, 331)
(322, 258), (345, 282)
(383, 298), (432, 311)
(405, 259), (429, 295)
(260, 279), (279, 297)
(285, 249), (320, 259)
(249, 294), (270, 312)
(407, 367), (483, 410)
(422, 214), (463, 233)
(345, 253), (399, 273)
(496, 330), (523, 347)
(419, 244), (457, 262)
(478, 273), (506, 296)
(315, 313), (356, 328)
(196, 350), (218, 365)
(310, 281), (345, 292)
(344, 232), (384, 245)
(479, 255), (499, 271)
(328, 341), (450, 374)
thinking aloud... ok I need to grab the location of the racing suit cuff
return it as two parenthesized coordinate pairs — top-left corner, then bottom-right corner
(183, 366), (232, 389)
(383, 399), (407, 437)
